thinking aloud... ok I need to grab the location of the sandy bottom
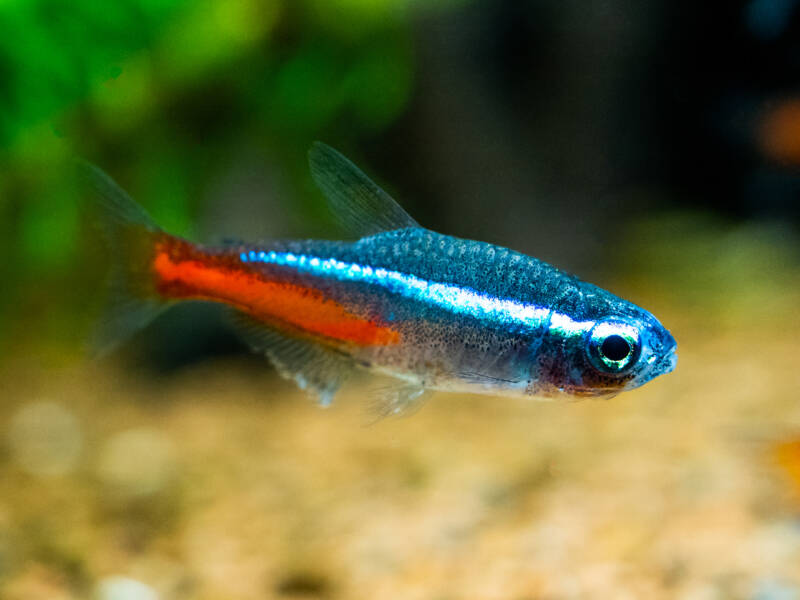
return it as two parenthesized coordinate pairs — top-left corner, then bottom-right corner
(2, 303), (800, 600)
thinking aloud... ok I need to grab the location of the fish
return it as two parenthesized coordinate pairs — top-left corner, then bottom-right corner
(82, 142), (677, 415)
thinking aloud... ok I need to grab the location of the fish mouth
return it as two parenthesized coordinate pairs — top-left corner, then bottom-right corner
(661, 347), (678, 374)
(624, 334), (677, 390)
(659, 331), (678, 375)
(640, 338), (677, 385)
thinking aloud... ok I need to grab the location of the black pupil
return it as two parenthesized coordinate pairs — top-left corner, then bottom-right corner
(601, 335), (631, 361)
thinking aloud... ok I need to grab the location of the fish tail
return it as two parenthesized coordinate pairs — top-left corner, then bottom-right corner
(78, 161), (172, 356)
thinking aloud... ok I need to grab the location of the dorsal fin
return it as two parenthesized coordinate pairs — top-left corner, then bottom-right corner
(308, 142), (420, 238)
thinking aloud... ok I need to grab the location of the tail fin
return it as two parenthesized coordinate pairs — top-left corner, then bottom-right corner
(78, 161), (170, 356)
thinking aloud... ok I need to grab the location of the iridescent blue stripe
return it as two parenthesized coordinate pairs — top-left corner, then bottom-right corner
(240, 250), (593, 334)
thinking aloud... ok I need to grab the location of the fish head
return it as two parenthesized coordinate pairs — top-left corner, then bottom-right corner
(531, 290), (677, 399)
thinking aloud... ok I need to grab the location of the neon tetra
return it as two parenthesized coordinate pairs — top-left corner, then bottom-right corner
(84, 143), (677, 414)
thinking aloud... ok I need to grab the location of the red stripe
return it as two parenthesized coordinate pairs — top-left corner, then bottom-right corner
(152, 237), (399, 347)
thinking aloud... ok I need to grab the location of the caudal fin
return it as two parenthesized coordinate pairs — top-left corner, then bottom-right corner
(78, 161), (170, 356)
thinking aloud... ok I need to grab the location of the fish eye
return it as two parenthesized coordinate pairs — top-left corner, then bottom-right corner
(587, 320), (641, 374)
(601, 335), (631, 361)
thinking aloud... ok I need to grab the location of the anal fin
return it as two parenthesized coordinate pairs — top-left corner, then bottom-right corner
(231, 312), (353, 406)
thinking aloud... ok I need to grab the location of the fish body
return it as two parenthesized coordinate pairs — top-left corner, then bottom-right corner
(84, 143), (676, 411)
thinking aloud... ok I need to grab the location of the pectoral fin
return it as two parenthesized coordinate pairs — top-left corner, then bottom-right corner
(367, 382), (431, 421)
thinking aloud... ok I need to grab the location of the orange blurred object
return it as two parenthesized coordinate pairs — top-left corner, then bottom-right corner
(759, 98), (800, 165)
(773, 439), (800, 494)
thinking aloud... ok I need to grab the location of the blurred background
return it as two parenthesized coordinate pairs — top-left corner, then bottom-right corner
(2, 0), (800, 598)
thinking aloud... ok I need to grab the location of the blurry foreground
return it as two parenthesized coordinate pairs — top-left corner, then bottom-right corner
(2, 218), (800, 599)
